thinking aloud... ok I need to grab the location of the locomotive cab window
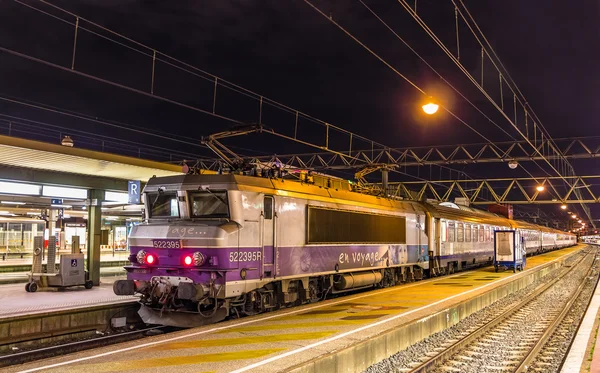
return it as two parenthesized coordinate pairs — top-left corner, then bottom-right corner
(148, 191), (179, 218)
(189, 191), (229, 218)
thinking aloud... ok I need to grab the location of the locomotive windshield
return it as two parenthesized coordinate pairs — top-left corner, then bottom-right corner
(190, 191), (229, 218)
(148, 192), (179, 218)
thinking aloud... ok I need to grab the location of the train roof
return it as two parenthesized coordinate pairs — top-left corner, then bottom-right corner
(145, 174), (429, 214)
(424, 201), (509, 227)
(146, 174), (574, 236)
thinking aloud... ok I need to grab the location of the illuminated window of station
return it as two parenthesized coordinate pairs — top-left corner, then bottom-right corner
(0, 182), (142, 256)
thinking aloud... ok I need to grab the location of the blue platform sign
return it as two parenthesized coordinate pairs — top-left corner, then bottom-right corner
(51, 199), (62, 205)
(128, 180), (141, 204)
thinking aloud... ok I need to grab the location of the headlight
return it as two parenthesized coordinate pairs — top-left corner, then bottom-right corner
(193, 251), (205, 266)
(136, 250), (146, 264)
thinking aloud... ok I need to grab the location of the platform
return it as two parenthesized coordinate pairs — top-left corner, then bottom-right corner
(561, 256), (600, 373)
(0, 252), (130, 267)
(0, 252), (129, 285)
(4, 244), (586, 373)
(0, 275), (135, 319)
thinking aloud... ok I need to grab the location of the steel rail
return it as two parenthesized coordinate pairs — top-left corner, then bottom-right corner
(408, 248), (593, 373)
(515, 253), (600, 372)
(0, 325), (169, 368)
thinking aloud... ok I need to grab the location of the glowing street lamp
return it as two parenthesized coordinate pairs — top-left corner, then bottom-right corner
(422, 102), (439, 115)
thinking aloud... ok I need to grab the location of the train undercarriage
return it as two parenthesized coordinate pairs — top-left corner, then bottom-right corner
(117, 265), (426, 328)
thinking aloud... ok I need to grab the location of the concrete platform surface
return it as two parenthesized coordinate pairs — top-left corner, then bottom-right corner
(561, 259), (600, 373)
(0, 275), (136, 319)
(3, 245), (586, 373)
(0, 252), (130, 267)
(0, 267), (126, 285)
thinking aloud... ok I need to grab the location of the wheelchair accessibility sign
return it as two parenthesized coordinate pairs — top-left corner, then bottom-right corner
(71, 259), (78, 267)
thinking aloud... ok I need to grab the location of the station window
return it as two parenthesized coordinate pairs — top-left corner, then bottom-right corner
(448, 222), (455, 242)
(457, 223), (464, 242)
(465, 224), (471, 242)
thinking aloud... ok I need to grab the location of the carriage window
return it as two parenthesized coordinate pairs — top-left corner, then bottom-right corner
(479, 225), (485, 241)
(485, 227), (490, 241)
(447, 222), (455, 242)
(189, 191), (229, 218)
(473, 226), (478, 242)
(441, 221), (447, 242)
(465, 224), (471, 242)
(264, 196), (273, 220)
(148, 192), (179, 218)
(457, 223), (464, 242)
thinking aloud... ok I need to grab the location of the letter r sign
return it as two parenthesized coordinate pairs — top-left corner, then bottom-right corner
(128, 180), (141, 204)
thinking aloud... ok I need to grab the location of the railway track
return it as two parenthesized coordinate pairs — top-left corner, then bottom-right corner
(403, 248), (598, 373)
(0, 325), (173, 368)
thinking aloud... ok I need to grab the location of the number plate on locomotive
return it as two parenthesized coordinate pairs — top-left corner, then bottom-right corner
(152, 239), (181, 249)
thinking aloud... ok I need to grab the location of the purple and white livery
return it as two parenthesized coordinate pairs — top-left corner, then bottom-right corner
(113, 173), (575, 327)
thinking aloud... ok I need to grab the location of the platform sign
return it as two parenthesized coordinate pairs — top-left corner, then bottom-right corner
(51, 199), (63, 205)
(128, 180), (141, 204)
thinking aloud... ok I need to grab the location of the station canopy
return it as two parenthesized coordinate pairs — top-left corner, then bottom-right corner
(0, 134), (184, 181)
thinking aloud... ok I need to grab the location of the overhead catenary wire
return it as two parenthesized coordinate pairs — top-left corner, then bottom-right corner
(14, 0), (385, 148)
(5, 0), (565, 203)
(304, 0), (564, 203)
(357, 0), (517, 142)
(302, 0), (499, 148)
(0, 94), (210, 146)
(454, 0), (577, 179)
(5, 0), (483, 186)
(0, 96), (272, 158)
(396, 0), (593, 225)
(354, 0), (559, 195)
(0, 114), (207, 161)
(450, 0), (592, 226)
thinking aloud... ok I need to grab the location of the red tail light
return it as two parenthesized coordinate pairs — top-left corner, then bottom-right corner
(184, 255), (193, 266)
(146, 254), (156, 265)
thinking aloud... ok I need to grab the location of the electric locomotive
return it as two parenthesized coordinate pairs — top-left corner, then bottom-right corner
(113, 171), (576, 327)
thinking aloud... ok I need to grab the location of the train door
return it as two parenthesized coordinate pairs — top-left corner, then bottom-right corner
(262, 196), (275, 277)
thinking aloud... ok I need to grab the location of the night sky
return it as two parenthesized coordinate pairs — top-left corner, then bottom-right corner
(0, 0), (598, 224)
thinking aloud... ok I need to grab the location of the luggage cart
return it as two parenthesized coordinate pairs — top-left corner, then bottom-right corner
(26, 236), (93, 292)
(494, 230), (526, 273)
